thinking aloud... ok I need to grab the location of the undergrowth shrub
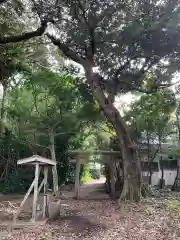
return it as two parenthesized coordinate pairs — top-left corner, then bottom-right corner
(80, 164), (92, 184)
(0, 167), (42, 194)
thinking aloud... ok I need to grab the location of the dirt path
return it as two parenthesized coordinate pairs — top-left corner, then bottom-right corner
(0, 180), (180, 239)
(2, 198), (180, 240)
(79, 177), (108, 200)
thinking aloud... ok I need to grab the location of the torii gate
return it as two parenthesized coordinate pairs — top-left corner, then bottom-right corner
(69, 150), (122, 199)
(14, 155), (56, 222)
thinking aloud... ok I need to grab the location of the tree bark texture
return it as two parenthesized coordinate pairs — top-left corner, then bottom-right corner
(160, 159), (164, 189)
(49, 131), (59, 195)
(105, 165), (110, 194)
(149, 163), (152, 185)
(85, 67), (141, 201)
(172, 160), (180, 191)
(146, 130), (152, 185)
(0, 83), (8, 136)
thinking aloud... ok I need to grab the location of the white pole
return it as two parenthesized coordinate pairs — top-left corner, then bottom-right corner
(43, 166), (48, 218)
(32, 163), (39, 221)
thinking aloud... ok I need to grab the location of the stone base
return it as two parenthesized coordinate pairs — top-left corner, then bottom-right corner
(48, 200), (61, 220)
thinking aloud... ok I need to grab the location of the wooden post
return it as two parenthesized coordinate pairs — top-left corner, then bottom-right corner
(43, 166), (48, 218)
(110, 163), (116, 199)
(75, 159), (81, 199)
(32, 163), (39, 221)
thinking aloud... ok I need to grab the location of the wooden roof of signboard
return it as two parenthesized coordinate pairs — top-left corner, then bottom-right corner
(17, 155), (56, 166)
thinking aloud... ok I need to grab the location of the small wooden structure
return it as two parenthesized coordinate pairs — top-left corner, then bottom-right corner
(14, 155), (56, 222)
(69, 150), (122, 200)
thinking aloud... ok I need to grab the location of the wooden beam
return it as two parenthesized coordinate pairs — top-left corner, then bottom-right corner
(75, 159), (81, 199)
(32, 163), (40, 221)
(43, 166), (48, 218)
(13, 178), (36, 222)
(37, 178), (46, 195)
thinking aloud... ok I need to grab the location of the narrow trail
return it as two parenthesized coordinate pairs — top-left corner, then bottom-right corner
(79, 177), (109, 200)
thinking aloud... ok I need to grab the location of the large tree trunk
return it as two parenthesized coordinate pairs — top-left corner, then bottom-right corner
(120, 147), (141, 201)
(105, 165), (110, 193)
(160, 158), (164, 189)
(159, 137), (165, 189)
(172, 160), (180, 191)
(0, 83), (8, 136)
(146, 131), (152, 185)
(85, 67), (141, 201)
(149, 163), (152, 185)
(49, 130), (59, 195)
(173, 113), (180, 190)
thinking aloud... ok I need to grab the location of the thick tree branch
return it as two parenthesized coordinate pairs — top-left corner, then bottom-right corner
(0, 22), (48, 44)
(113, 60), (133, 80)
(113, 57), (160, 94)
(118, 79), (173, 94)
(77, 0), (96, 60)
(88, 27), (96, 60)
(84, 70), (134, 146)
(77, 0), (88, 25)
(47, 34), (84, 64)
